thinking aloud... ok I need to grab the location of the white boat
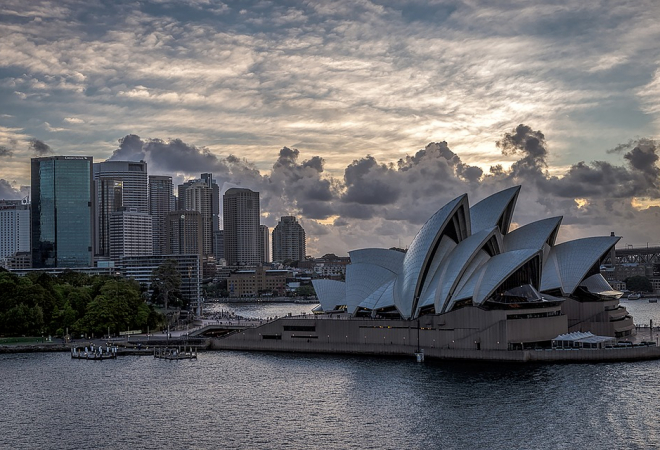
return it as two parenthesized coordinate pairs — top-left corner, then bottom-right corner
(628, 293), (642, 300)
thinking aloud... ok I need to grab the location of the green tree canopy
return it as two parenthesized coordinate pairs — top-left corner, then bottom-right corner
(626, 276), (653, 293)
(0, 272), (165, 337)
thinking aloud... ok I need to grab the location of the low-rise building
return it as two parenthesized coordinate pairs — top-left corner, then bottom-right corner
(227, 266), (289, 297)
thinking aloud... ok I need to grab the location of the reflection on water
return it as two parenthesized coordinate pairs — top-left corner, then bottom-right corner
(2, 350), (660, 449)
(622, 299), (660, 326)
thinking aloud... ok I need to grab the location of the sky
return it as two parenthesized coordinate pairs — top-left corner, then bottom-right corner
(1, 0), (659, 256)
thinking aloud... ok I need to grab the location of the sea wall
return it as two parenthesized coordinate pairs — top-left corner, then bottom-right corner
(209, 315), (660, 362)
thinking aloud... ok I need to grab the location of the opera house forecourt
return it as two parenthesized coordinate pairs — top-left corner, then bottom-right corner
(211, 186), (660, 362)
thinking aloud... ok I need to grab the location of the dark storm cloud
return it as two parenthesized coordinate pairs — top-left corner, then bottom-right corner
(623, 139), (659, 180)
(343, 156), (400, 206)
(496, 124), (547, 177)
(539, 138), (660, 199)
(28, 138), (52, 155)
(109, 135), (234, 174)
(337, 141), (486, 221)
(456, 163), (483, 183)
(109, 134), (145, 161)
(268, 146), (338, 220)
(98, 126), (660, 254)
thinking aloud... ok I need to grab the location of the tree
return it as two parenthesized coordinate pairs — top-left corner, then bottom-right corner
(625, 276), (653, 293)
(75, 278), (153, 336)
(150, 260), (182, 311)
(295, 284), (316, 298)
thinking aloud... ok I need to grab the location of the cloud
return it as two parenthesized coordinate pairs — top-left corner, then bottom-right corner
(0, 144), (14, 157)
(108, 125), (659, 256)
(1, 1), (660, 253)
(497, 124), (548, 178)
(1, 0), (659, 181)
(0, 179), (21, 199)
(63, 117), (84, 124)
(28, 138), (52, 155)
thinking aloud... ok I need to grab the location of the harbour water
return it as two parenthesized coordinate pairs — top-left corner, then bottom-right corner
(2, 301), (660, 449)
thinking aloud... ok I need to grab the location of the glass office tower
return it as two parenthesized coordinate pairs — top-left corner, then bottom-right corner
(31, 156), (93, 268)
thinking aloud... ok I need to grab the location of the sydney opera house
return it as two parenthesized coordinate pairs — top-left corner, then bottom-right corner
(212, 186), (657, 361)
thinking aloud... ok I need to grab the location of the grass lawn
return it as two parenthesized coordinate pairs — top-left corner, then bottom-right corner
(0, 336), (51, 345)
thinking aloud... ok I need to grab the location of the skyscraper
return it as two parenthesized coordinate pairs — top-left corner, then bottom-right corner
(200, 173), (220, 231)
(0, 200), (30, 267)
(149, 175), (174, 255)
(178, 174), (218, 257)
(165, 211), (203, 256)
(93, 160), (147, 258)
(93, 160), (148, 212)
(184, 181), (213, 256)
(272, 216), (306, 263)
(109, 208), (153, 260)
(95, 178), (123, 256)
(223, 188), (260, 266)
(31, 156), (93, 268)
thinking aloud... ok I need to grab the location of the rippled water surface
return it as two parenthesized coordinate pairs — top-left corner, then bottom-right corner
(2, 350), (660, 450)
(3, 300), (660, 449)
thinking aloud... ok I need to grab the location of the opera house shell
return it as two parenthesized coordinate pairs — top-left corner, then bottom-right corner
(312, 185), (635, 347)
(213, 186), (655, 361)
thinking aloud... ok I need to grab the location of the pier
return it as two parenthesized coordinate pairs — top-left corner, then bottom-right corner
(71, 345), (117, 360)
(154, 346), (198, 360)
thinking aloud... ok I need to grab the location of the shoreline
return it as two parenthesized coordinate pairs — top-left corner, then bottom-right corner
(206, 297), (319, 304)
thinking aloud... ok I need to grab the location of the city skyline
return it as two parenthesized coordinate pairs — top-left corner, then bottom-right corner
(1, 1), (659, 256)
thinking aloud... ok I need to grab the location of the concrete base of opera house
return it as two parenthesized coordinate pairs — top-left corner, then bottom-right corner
(208, 314), (660, 363)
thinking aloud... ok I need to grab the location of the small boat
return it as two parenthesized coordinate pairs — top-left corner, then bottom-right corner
(628, 293), (642, 300)
(649, 298), (658, 303)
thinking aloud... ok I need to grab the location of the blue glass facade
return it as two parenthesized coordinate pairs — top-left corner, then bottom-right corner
(31, 156), (93, 268)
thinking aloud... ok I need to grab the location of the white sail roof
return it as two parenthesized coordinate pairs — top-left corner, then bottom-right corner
(348, 248), (405, 275)
(505, 216), (562, 252)
(436, 227), (502, 313)
(540, 236), (620, 295)
(416, 235), (458, 311)
(452, 248), (542, 306)
(312, 185), (621, 320)
(311, 279), (346, 312)
(359, 279), (396, 311)
(345, 263), (398, 314)
(470, 186), (520, 235)
(393, 194), (470, 319)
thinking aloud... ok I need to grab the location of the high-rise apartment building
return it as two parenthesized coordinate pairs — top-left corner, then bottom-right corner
(95, 178), (123, 256)
(0, 200), (30, 267)
(149, 175), (175, 255)
(184, 181), (213, 256)
(93, 160), (147, 212)
(31, 156), (93, 268)
(200, 173), (220, 231)
(178, 174), (218, 257)
(93, 161), (147, 258)
(223, 188), (260, 266)
(109, 208), (153, 261)
(272, 216), (306, 263)
(165, 211), (203, 256)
